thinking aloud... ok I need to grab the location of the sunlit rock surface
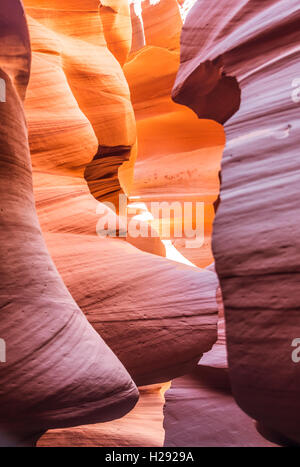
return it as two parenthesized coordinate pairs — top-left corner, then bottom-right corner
(46, 231), (219, 386)
(124, 6), (225, 267)
(1, 0), (228, 447)
(173, 0), (300, 444)
(38, 384), (167, 447)
(2, 0), (294, 449)
(0, 0), (138, 447)
(24, 0), (136, 204)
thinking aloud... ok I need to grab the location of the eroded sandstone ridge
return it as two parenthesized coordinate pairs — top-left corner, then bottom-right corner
(22, 0), (219, 389)
(0, 0), (220, 446)
(0, 0), (139, 447)
(165, 0), (300, 445)
(126, 0), (225, 268)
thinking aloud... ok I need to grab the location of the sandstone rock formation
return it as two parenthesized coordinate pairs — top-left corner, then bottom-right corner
(124, 12), (225, 267)
(163, 320), (278, 447)
(24, 0), (136, 206)
(22, 0), (219, 389)
(45, 232), (219, 385)
(2, 0), (295, 448)
(38, 384), (167, 447)
(174, 0), (300, 444)
(0, 0), (221, 446)
(0, 0), (139, 447)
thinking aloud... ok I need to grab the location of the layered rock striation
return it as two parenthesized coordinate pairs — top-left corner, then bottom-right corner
(173, 0), (300, 444)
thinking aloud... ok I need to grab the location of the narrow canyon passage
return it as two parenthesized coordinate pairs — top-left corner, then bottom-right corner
(0, 0), (298, 449)
(24, 0), (223, 446)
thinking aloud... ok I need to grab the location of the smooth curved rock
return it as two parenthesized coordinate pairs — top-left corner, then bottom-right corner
(100, 0), (132, 66)
(24, 0), (137, 203)
(0, 0), (31, 99)
(124, 45), (225, 267)
(32, 168), (219, 386)
(0, 0), (138, 447)
(0, 0), (229, 447)
(129, 0), (182, 56)
(22, 0), (219, 387)
(175, 0), (300, 444)
(38, 384), (167, 447)
(141, 0), (182, 51)
(125, 1), (225, 268)
(31, 160), (219, 387)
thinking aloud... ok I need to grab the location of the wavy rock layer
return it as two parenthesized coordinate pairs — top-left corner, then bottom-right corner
(31, 168), (219, 386)
(24, 0), (136, 203)
(38, 384), (167, 447)
(0, 0), (227, 447)
(22, 0), (219, 388)
(130, 0), (182, 55)
(163, 320), (277, 447)
(45, 231), (219, 386)
(0, 0), (138, 447)
(124, 42), (225, 267)
(175, 0), (300, 444)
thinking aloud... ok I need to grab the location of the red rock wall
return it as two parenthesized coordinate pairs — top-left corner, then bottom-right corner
(0, 0), (138, 447)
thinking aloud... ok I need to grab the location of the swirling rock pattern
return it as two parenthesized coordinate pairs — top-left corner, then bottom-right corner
(174, 0), (300, 444)
(22, 0), (219, 388)
(0, 0), (139, 447)
(3, 0), (286, 448)
(129, 0), (182, 55)
(38, 384), (167, 447)
(30, 170), (219, 386)
(0, 0), (221, 447)
(124, 35), (225, 267)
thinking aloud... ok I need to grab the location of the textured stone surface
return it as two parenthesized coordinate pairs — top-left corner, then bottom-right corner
(22, 0), (219, 389)
(45, 231), (219, 385)
(0, 0), (138, 447)
(163, 320), (278, 447)
(24, 0), (136, 204)
(31, 170), (219, 386)
(129, 0), (182, 55)
(124, 42), (225, 268)
(174, 0), (300, 444)
(38, 384), (167, 447)
(3, 0), (295, 448)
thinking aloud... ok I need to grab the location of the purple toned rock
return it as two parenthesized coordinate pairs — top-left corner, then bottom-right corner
(0, 0), (138, 447)
(172, 0), (300, 444)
